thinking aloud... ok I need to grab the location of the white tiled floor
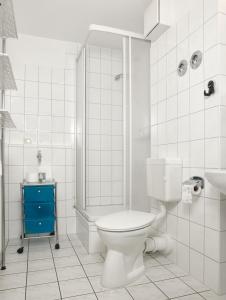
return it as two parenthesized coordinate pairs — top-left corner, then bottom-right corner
(0, 235), (224, 300)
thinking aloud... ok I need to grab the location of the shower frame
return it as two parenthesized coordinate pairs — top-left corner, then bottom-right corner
(76, 24), (150, 212)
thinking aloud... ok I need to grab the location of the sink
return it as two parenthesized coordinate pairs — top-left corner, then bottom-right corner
(205, 170), (226, 195)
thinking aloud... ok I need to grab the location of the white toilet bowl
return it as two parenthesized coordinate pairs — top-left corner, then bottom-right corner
(96, 210), (156, 288)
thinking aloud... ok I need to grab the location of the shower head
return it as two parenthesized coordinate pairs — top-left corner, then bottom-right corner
(114, 73), (123, 81)
(0, 0), (17, 38)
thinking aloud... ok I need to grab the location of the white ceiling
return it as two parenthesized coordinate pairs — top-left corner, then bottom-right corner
(13, 0), (151, 43)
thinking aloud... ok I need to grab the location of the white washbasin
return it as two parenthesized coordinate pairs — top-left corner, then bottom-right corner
(205, 170), (226, 195)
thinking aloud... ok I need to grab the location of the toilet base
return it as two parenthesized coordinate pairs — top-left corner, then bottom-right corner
(101, 248), (145, 288)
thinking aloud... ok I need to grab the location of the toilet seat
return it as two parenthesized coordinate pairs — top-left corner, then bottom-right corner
(96, 210), (155, 232)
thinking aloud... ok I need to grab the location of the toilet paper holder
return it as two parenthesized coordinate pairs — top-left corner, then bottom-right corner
(183, 176), (204, 191)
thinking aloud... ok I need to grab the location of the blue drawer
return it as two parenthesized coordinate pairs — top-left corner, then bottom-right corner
(24, 202), (54, 219)
(24, 185), (54, 203)
(25, 218), (55, 234)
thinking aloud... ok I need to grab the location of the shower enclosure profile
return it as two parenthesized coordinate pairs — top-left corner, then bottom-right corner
(76, 25), (150, 253)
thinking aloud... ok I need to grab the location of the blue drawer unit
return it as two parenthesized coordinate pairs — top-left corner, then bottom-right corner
(25, 218), (55, 234)
(24, 185), (54, 203)
(17, 181), (60, 254)
(24, 202), (54, 219)
(23, 185), (55, 234)
(17, 182), (60, 254)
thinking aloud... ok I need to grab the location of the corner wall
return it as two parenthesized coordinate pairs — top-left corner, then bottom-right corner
(4, 34), (78, 238)
(149, 0), (226, 294)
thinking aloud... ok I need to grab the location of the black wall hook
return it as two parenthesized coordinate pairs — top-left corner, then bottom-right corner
(204, 80), (215, 96)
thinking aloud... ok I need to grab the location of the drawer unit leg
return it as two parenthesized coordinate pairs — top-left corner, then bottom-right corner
(54, 183), (60, 250)
(17, 186), (25, 254)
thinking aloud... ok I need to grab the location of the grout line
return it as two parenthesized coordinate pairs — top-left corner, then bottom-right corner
(1, 237), (215, 300)
(68, 234), (98, 299)
(125, 287), (135, 299)
(24, 238), (30, 300)
(49, 238), (63, 300)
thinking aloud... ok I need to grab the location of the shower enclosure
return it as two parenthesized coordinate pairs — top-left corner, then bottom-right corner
(76, 25), (150, 252)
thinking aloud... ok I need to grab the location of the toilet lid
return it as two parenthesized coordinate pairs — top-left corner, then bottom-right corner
(95, 210), (156, 232)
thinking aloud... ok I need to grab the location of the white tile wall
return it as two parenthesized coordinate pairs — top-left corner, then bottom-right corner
(5, 35), (78, 238)
(86, 45), (123, 207)
(150, 0), (226, 295)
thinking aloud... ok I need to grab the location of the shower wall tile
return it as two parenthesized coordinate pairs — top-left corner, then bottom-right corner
(150, 0), (226, 294)
(86, 45), (123, 207)
(5, 35), (79, 238)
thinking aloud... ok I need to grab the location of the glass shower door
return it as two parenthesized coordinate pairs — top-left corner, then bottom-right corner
(76, 48), (86, 210)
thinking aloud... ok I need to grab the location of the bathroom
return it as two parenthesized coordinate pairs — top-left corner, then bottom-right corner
(0, 0), (226, 299)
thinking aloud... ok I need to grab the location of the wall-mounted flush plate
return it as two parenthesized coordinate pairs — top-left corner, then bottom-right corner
(190, 50), (202, 69)
(177, 60), (188, 77)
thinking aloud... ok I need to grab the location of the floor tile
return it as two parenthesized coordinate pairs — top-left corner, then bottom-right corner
(57, 265), (86, 281)
(127, 275), (150, 286)
(6, 253), (27, 263)
(174, 294), (204, 300)
(52, 247), (75, 258)
(165, 264), (188, 277)
(143, 255), (160, 267)
(78, 253), (104, 265)
(200, 291), (226, 299)
(151, 253), (171, 265)
(29, 249), (52, 260)
(96, 288), (133, 300)
(6, 245), (28, 254)
(51, 240), (72, 249)
(8, 238), (28, 246)
(0, 261), (27, 275)
(27, 269), (57, 286)
(64, 294), (97, 300)
(71, 238), (84, 246)
(0, 272), (26, 290)
(145, 265), (175, 282)
(83, 263), (104, 276)
(52, 234), (69, 242)
(28, 258), (54, 272)
(73, 245), (88, 255)
(0, 287), (25, 300)
(155, 278), (194, 298)
(68, 233), (79, 240)
(88, 276), (109, 293)
(127, 282), (168, 300)
(181, 275), (209, 293)
(54, 255), (80, 268)
(26, 281), (60, 300)
(29, 241), (50, 249)
(59, 277), (93, 298)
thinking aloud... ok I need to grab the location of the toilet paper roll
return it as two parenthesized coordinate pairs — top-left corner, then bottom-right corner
(192, 185), (202, 196)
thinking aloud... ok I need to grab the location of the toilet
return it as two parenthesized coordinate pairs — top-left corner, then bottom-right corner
(96, 158), (182, 288)
(96, 210), (156, 288)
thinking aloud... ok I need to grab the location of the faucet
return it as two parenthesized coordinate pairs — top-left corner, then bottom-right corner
(37, 150), (42, 165)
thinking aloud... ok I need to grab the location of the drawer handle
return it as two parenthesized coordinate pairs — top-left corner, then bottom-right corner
(38, 190), (41, 193)
(38, 222), (42, 226)
(38, 206), (41, 209)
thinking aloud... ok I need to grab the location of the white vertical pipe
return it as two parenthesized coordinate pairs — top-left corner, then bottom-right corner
(128, 37), (132, 209)
(1, 38), (6, 270)
(122, 37), (127, 208)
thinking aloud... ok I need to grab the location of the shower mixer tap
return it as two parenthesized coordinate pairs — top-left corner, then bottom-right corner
(37, 150), (42, 165)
